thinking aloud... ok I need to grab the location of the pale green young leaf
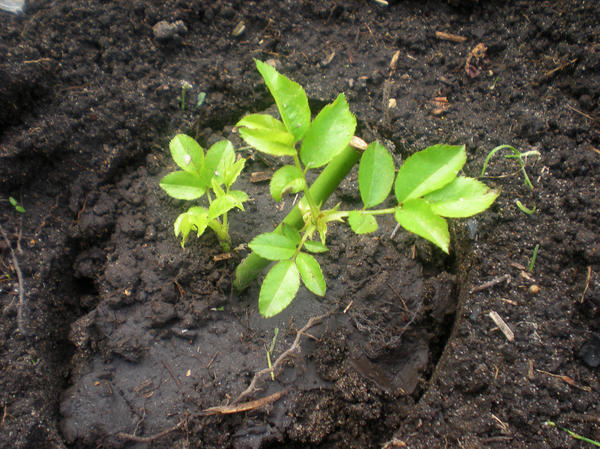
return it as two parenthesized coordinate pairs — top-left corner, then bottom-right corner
(174, 207), (209, 247)
(202, 140), (236, 186)
(238, 128), (296, 157)
(236, 113), (288, 133)
(249, 232), (298, 261)
(270, 165), (305, 202)
(254, 59), (311, 141)
(211, 178), (226, 198)
(296, 252), (326, 296)
(300, 94), (356, 168)
(394, 199), (450, 253)
(170, 134), (204, 175)
(229, 190), (249, 204)
(348, 211), (378, 234)
(395, 144), (466, 203)
(209, 193), (246, 220)
(424, 177), (500, 217)
(160, 171), (206, 200)
(303, 240), (328, 253)
(224, 158), (246, 189)
(359, 141), (395, 208)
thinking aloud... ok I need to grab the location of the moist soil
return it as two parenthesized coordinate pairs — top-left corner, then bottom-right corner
(1, 1), (599, 448)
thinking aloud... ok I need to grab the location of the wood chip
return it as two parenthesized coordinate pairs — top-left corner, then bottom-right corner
(488, 311), (514, 342)
(389, 50), (400, 70)
(435, 31), (467, 43)
(250, 171), (272, 183)
(213, 253), (232, 262)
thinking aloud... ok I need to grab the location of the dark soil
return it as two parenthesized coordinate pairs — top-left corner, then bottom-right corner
(1, 1), (599, 448)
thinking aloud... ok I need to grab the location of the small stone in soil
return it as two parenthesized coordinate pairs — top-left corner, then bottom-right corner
(578, 334), (600, 368)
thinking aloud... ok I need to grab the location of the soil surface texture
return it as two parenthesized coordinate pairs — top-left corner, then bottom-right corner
(1, 1), (599, 448)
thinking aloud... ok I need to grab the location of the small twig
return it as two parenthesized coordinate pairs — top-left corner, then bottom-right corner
(162, 360), (182, 390)
(580, 266), (592, 303)
(470, 274), (511, 293)
(118, 419), (186, 443)
(488, 311), (515, 342)
(536, 369), (592, 392)
(234, 310), (332, 404)
(200, 387), (290, 416)
(0, 224), (27, 336)
(206, 351), (218, 369)
(435, 31), (467, 43)
(566, 103), (599, 123)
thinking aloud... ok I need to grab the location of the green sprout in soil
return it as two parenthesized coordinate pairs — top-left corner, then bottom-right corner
(9, 197), (25, 213)
(159, 134), (247, 251)
(515, 199), (536, 215)
(529, 243), (540, 272)
(481, 144), (540, 189)
(232, 59), (499, 317)
(545, 421), (600, 447)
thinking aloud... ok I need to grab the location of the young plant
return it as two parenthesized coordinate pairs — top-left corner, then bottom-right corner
(159, 134), (247, 251)
(234, 60), (499, 317)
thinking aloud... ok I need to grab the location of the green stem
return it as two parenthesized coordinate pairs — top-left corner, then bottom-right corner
(234, 145), (360, 291)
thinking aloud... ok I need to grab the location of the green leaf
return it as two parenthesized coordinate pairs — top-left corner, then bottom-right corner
(296, 252), (326, 296)
(229, 190), (249, 204)
(303, 240), (328, 253)
(249, 232), (298, 261)
(202, 140), (236, 186)
(238, 128), (297, 157)
(169, 134), (204, 175)
(9, 197), (25, 213)
(174, 207), (209, 247)
(159, 171), (206, 200)
(259, 260), (300, 318)
(209, 193), (246, 220)
(255, 59), (311, 142)
(280, 223), (301, 245)
(300, 94), (356, 169)
(359, 141), (395, 208)
(223, 158), (246, 189)
(236, 113), (288, 133)
(395, 144), (466, 203)
(424, 177), (499, 217)
(270, 165), (305, 202)
(394, 199), (450, 253)
(211, 178), (226, 198)
(348, 211), (378, 234)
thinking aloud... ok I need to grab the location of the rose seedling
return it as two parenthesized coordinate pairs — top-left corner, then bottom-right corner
(159, 134), (247, 251)
(234, 60), (499, 317)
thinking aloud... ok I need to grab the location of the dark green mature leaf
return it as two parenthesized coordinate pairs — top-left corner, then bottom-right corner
(348, 211), (378, 234)
(259, 260), (300, 318)
(424, 177), (499, 217)
(270, 165), (305, 201)
(300, 94), (356, 168)
(394, 199), (450, 253)
(249, 232), (298, 261)
(296, 252), (326, 296)
(395, 144), (466, 203)
(238, 128), (297, 157)
(255, 59), (311, 141)
(160, 171), (206, 200)
(359, 141), (395, 208)
(170, 134), (204, 175)
(303, 240), (328, 253)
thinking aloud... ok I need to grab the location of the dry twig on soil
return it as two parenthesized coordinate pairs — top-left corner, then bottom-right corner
(0, 224), (27, 336)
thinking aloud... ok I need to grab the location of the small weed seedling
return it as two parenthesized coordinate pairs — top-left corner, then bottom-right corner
(9, 197), (25, 213)
(481, 144), (540, 190)
(159, 134), (247, 251)
(233, 60), (499, 317)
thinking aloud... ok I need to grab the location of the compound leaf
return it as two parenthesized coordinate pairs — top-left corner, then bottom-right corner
(394, 199), (450, 253)
(270, 165), (305, 202)
(160, 171), (206, 200)
(259, 260), (300, 318)
(249, 232), (298, 261)
(169, 134), (204, 175)
(300, 93), (356, 168)
(255, 59), (311, 142)
(359, 141), (395, 208)
(348, 211), (378, 234)
(296, 252), (326, 296)
(424, 176), (500, 217)
(395, 144), (466, 203)
(209, 193), (246, 220)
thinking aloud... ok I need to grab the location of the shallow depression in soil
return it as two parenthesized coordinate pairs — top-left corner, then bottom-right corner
(59, 120), (465, 449)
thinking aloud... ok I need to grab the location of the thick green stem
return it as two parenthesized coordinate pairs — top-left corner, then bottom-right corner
(234, 145), (360, 291)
